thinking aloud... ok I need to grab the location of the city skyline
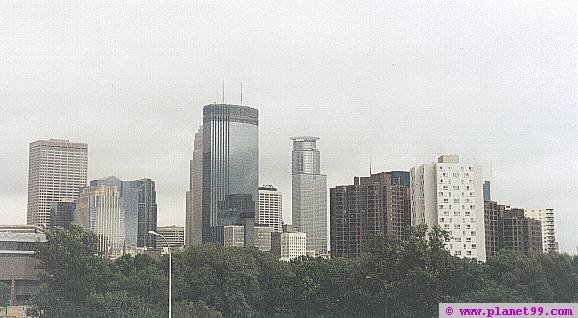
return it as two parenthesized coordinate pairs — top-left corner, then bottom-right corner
(1, 1), (576, 254)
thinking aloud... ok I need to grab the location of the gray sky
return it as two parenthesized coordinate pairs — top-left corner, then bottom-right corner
(1, 1), (576, 253)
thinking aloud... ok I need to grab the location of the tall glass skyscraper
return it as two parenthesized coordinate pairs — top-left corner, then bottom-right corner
(185, 126), (204, 246)
(291, 136), (328, 254)
(75, 185), (124, 257)
(202, 104), (259, 245)
(90, 176), (158, 249)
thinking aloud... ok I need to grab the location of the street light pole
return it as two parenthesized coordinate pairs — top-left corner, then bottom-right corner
(149, 231), (171, 318)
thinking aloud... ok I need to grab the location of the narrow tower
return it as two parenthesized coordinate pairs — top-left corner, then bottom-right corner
(290, 136), (328, 255)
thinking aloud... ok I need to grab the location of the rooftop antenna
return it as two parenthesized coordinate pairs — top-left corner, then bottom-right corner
(240, 82), (243, 105)
(221, 80), (225, 103)
(369, 146), (372, 175)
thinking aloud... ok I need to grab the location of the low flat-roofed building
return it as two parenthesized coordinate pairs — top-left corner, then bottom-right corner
(0, 225), (46, 305)
(223, 224), (273, 252)
(155, 226), (185, 249)
(271, 225), (307, 261)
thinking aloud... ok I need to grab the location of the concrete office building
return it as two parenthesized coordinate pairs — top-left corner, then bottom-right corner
(223, 224), (273, 252)
(271, 225), (307, 261)
(27, 139), (88, 227)
(75, 185), (124, 257)
(49, 200), (76, 229)
(258, 185), (283, 233)
(330, 171), (411, 257)
(91, 176), (157, 249)
(411, 155), (486, 261)
(156, 226), (185, 249)
(291, 136), (327, 254)
(202, 104), (259, 245)
(186, 126), (204, 246)
(524, 208), (558, 253)
(0, 225), (46, 305)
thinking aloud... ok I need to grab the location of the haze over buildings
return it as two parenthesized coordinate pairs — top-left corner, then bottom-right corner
(26, 139), (88, 227)
(411, 155), (487, 261)
(291, 136), (328, 254)
(1, 1), (576, 254)
(202, 104), (259, 245)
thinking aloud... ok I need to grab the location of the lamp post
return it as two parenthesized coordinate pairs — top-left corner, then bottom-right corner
(149, 230), (171, 318)
(365, 275), (388, 318)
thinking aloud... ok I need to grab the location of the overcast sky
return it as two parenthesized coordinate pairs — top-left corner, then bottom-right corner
(1, 1), (576, 253)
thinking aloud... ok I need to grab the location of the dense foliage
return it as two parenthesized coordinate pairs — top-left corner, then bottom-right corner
(27, 224), (578, 317)
(1, 281), (10, 315)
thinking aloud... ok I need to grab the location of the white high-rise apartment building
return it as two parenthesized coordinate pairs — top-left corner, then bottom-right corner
(524, 208), (558, 253)
(27, 139), (88, 227)
(271, 225), (307, 261)
(258, 185), (282, 232)
(291, 136), (327, 254)
(411, 155), (486, 261)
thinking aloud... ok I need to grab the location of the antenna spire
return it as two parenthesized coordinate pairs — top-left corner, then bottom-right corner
(240, 82), (243, 105)
(222, 80), (225, 103)
(369, 146), (372, 175)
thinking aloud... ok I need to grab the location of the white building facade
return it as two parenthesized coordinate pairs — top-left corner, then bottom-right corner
(411, 155), (486, 261)
(27, 139), (88, 227)
(258, 185), (283, 233)
(524, 208), (558, 253)
(156, 226), (185, 249)
(271, 226), (307, 261)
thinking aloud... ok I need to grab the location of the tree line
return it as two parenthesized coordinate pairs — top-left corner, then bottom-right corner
(26, 224), (578, 317)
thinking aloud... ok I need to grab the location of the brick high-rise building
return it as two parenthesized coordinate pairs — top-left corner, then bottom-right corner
(499, 208), (543, 255)
(484, 201), (501, 258)
(484, 202), (543, 257)
(524, 208), (558, 253)
(330, 171), (411, 257)
(27, 139), (88, 227)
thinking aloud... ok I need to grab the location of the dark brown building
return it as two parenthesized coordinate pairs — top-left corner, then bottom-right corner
(484, 202), (543, 258)
(330, 171), (410, 257)
(484, 201), (501, 258)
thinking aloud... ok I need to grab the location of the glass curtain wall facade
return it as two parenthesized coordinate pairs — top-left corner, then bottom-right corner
(75, 185), (124, 257)
(90, 176), (158, 249)
(291, 136), (328, 254)
(186, 126), (204, 246)
(202, 104), (259, 245)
